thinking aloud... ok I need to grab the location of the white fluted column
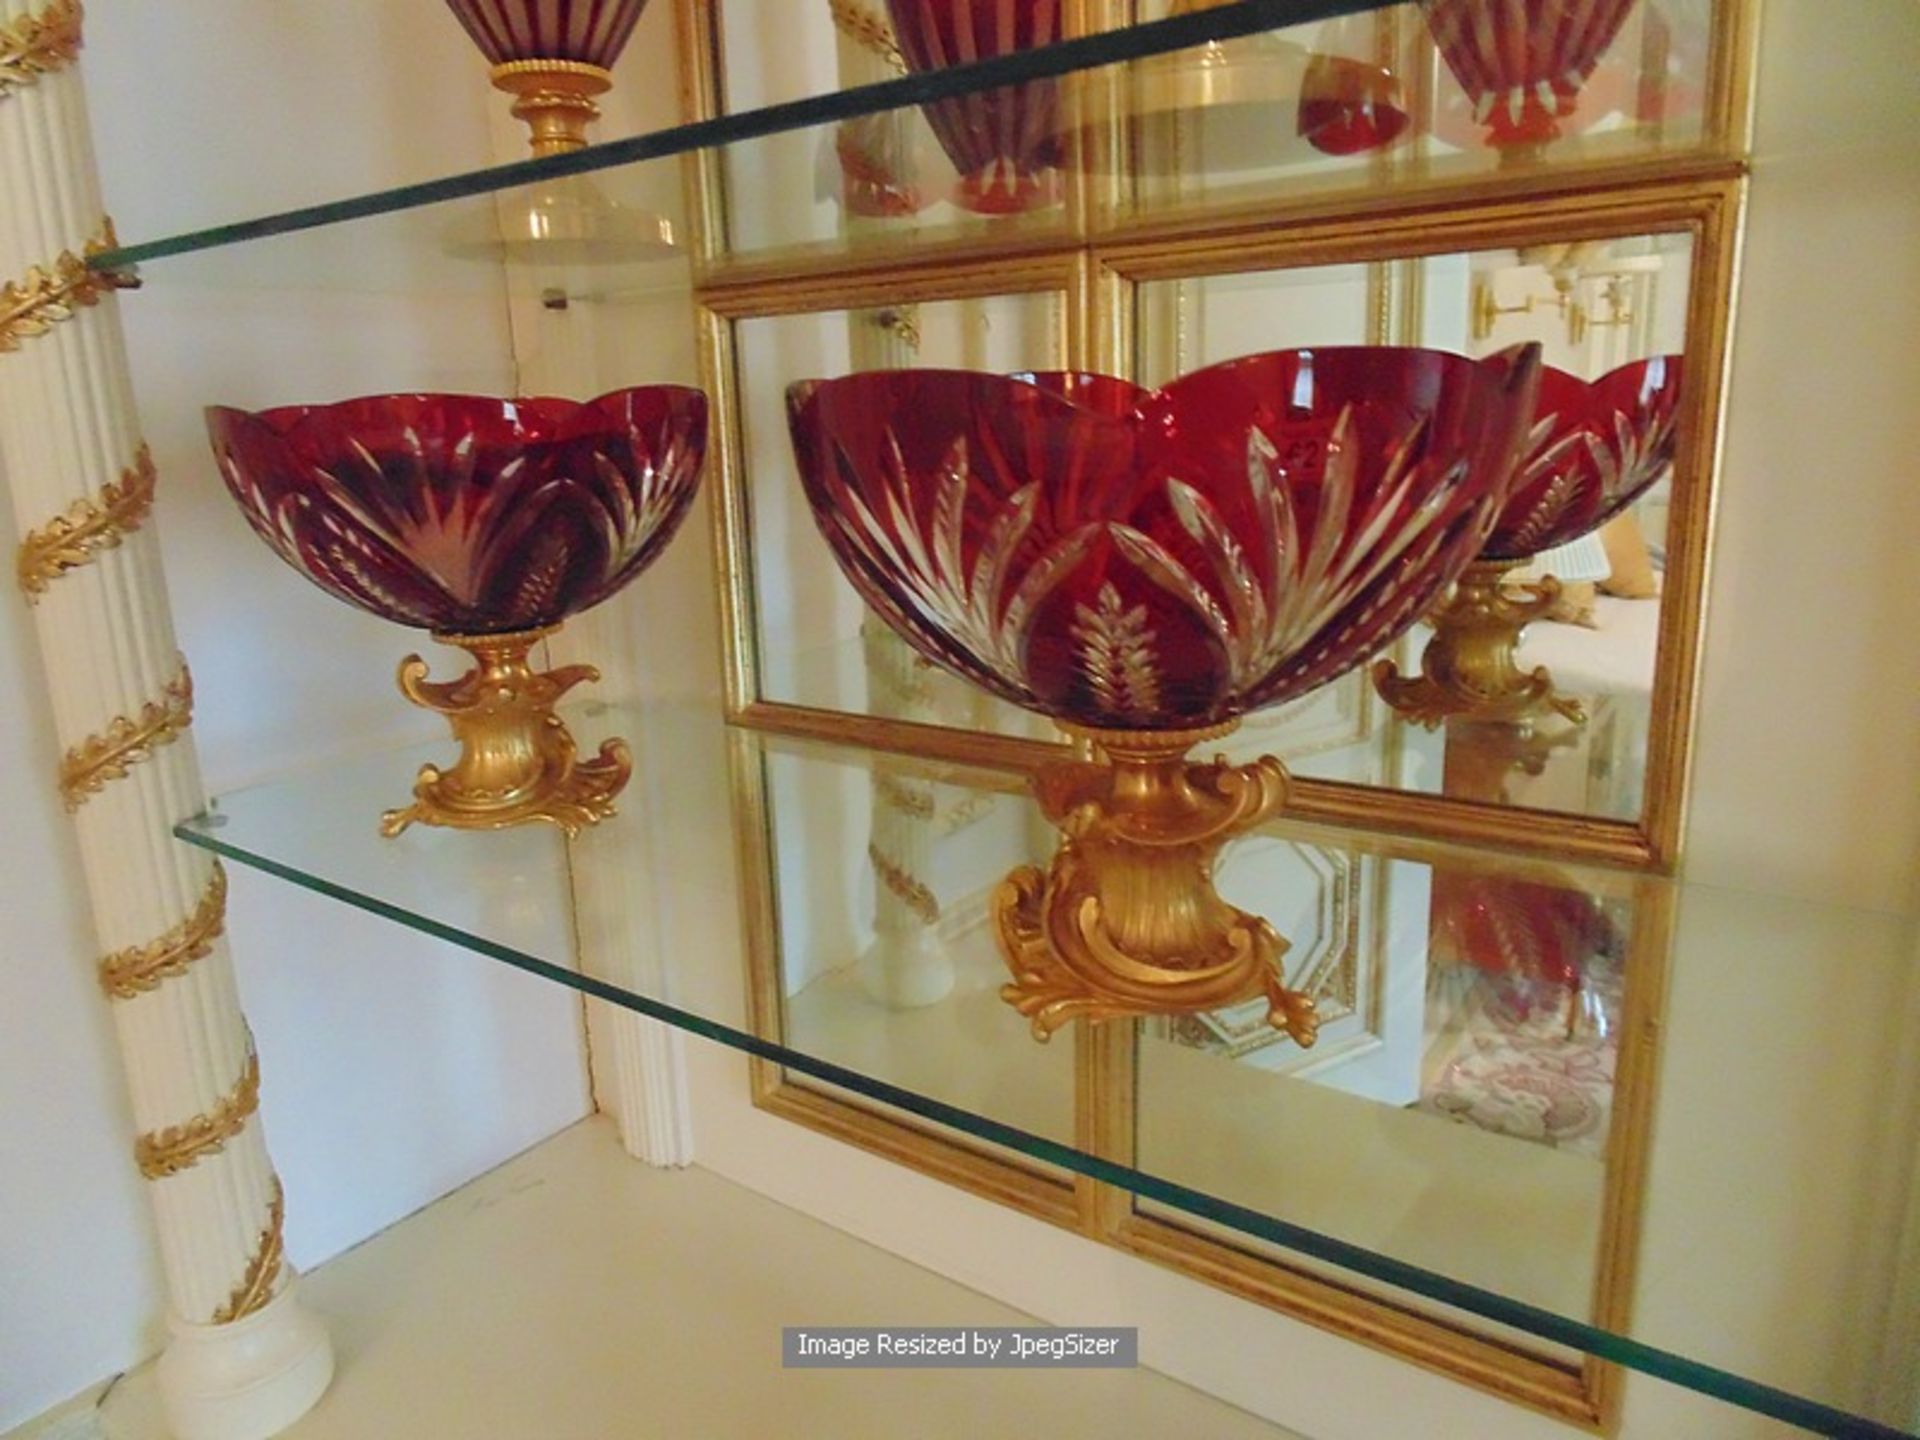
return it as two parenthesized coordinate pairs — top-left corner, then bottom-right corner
(0, 4), (332, 1436)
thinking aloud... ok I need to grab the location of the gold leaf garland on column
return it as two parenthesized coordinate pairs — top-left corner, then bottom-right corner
(16, 442), (156, 598)
(98, 864), (228, 998)
(0, 0), (82, 98)
(1, 4), (333, 1403)
(828, 0), (905, 73)
(0, 217), (136, 352)
(212, 1178), (286, 1324)
(867, 841), (941, 925)
(58, 658), (193, 809)
(133, 1047), (262, 1180)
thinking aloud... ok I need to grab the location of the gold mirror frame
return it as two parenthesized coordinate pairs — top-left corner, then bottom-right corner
(669, 0), (1758, 1426)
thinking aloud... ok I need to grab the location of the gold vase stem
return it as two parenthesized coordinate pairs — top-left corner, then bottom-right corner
(994, 721), (1318, 1044)
(489, 60), (613, 157)
(1373, 558), (1586, 728)
(379, 624), (632, 838)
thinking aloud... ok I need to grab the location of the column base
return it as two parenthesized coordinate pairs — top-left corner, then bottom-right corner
(152, 1281), (333, 1440)
(857, 932), (955, 1009)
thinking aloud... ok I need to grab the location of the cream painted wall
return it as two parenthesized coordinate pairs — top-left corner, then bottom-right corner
(0, 3), (592, 1426)
(1684, 0), (1920, 914)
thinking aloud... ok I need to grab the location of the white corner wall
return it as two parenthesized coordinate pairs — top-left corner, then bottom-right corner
(0, 3), (593, 1424)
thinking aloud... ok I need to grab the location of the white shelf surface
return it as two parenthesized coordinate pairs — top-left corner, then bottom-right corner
(58, 1118), (1302, 1440)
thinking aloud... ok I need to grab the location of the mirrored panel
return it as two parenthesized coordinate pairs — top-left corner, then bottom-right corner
(735, 291), (1067, 741)
(1136, 229), (1697, 831)
(754, 737), (1078, 1148)
(1115, 0), (1718, 226)
(1134, 844), (1649, 1339)
(710, 0), (1083, 260)
(695, 0), (1730, 266)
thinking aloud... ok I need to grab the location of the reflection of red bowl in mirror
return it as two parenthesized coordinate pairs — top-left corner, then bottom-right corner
(884, 0), (1067, 215)
(831, 113), (935, 218)
(442, 0), (652, 66)
(1486, 356), (1682, 561)
(788, 347), (1542, 731)
(207, 387), (707, 634)
(1297, 52), (1410, 156)
(1433, 871), (1621, 994)
(1421, 0), (1638, 151)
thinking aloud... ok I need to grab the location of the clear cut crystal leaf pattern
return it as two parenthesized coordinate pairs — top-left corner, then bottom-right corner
(823, 430), (1095, 698)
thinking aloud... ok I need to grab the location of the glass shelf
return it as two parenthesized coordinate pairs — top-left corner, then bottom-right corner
(90, 0), (1730, 279)
(175, 710), (1919, 1439)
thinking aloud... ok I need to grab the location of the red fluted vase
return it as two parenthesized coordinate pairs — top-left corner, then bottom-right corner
(1421, 0), (1639, 156)
(884, 0), (1067, 215)
(208, 386), (707, 836)
(788, 348), (1540, 1046)
(208, 387), (707, 634)
(444, 0), (655, 154)
(442, 0), (650, 66)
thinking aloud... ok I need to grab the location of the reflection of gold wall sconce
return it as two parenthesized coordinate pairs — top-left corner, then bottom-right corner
(1567, 275), (1635, 346)
(1475, 264), (1636, 348)
(1470, 276), (1570, 341)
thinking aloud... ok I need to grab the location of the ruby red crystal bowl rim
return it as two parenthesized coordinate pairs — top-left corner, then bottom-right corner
(786, 345), (1525, 420)
(206, 383), (707, 438)
(207, 382), (709, 637)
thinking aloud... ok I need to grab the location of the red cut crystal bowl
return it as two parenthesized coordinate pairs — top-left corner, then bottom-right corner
(1485, 355), (1682, 561)
(884, 0), (1067, 214)
(788, 347), (1542, 731)
(207, 387), (706, 635)
(1420, 0), (1638, 149)
(443, 0), (651, 67)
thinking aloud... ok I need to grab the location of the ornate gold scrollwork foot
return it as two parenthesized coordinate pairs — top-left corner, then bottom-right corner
(378, 625), (632, 838)
(1372, 558), (1588, 729)
(992, 722), (1319, 1046)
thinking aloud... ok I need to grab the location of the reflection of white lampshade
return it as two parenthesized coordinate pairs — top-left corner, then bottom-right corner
(442, 176), (676, 267)
(1509, 530), (1611, 586)
(1126, 7), (1313, 175)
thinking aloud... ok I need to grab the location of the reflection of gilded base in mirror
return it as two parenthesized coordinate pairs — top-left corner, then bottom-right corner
(380, 626), (631, 838)
(993, 721), (1319, 1046)
(1373, 559), (1587, 729)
